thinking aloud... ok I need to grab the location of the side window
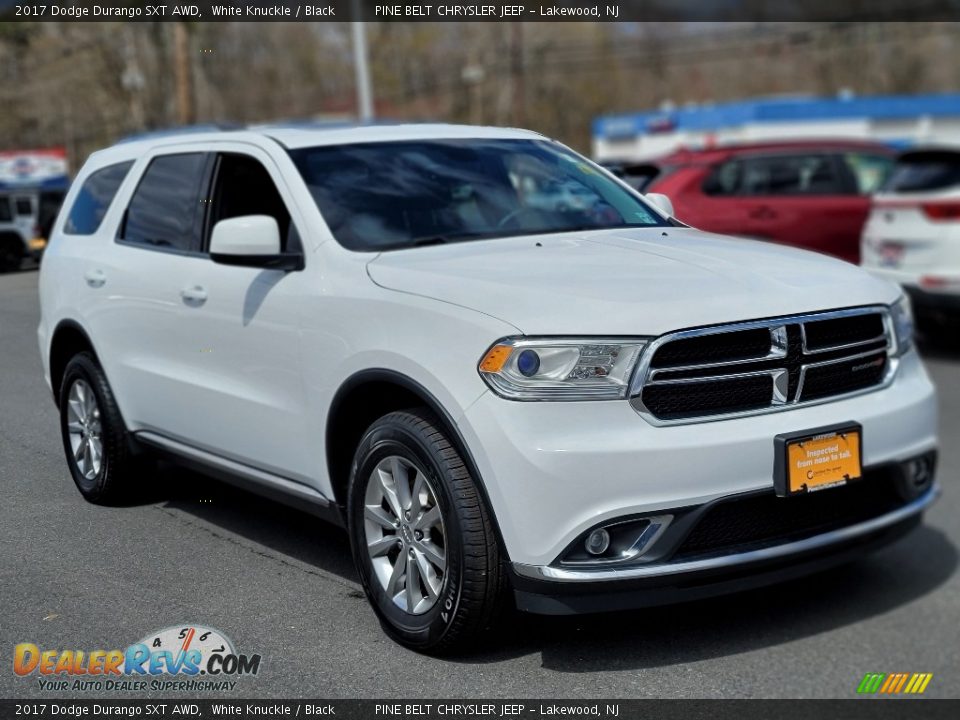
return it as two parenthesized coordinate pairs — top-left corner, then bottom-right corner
(14, 197), (33, 216)
(121, 153), (208, 253)
(702, 161), (742, 196)
(842, 153), (894, 194)
(208, 153), (301, 253)
(0, 198), (11, 223)
(739, 155), (845, 196)
(64, 162), (134, 235)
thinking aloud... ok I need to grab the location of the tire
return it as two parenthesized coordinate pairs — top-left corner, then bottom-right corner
(0, 236), (22, 273)
(347, 408), (506, 654)
(59, 352), (137, 504)
(915, 310), (960, 351)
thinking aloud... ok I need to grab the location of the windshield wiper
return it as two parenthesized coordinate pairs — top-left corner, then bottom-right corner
(377, 232), (494, 251)
(410, 236), (452, 247)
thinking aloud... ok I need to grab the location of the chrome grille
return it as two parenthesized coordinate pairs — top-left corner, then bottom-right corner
(631, 307), (896, 424)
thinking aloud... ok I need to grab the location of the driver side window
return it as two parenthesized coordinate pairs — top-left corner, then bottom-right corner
(208, 153), (302, 253)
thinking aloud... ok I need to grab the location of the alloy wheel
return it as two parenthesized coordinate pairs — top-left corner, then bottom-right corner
(66, 379), (103, 481)
(364, 455), (447, 615)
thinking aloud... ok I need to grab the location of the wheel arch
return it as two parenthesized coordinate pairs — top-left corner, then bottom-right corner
(48, 319), (100, 408)
(325, 369), (511, 562)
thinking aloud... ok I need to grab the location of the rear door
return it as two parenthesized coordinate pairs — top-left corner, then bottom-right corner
(733, 152), (866, 262)
(84, 150), (216, 441)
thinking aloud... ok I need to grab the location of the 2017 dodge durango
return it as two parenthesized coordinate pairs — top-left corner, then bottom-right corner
(37, 125), (938, 653)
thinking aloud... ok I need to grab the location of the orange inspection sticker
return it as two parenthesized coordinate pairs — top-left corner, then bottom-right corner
(786, 429), (862, 494)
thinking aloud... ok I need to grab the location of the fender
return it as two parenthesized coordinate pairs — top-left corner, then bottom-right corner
(328, 368), (512, 563)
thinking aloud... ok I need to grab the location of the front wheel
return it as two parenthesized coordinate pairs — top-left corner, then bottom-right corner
(347, 409), (506, 654)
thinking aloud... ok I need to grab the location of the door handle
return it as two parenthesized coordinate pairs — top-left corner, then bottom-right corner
(84, 270), (106, 288)
(180, 286), (208, 306)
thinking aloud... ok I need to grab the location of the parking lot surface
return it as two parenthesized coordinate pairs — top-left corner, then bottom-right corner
(1, 269), (957, 698)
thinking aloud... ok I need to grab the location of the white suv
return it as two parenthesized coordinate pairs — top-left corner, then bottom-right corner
(38, 125), (938, 653)
(862, 147), (960, 331)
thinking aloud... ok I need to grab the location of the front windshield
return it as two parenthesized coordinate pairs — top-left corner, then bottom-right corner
(288, 138), (668, 251)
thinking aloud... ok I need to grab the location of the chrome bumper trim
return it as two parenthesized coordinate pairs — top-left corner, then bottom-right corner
(513, 484), (939, 583)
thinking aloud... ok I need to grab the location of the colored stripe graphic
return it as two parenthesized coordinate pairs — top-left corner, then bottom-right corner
(858, 672), (932, 694)
(857, 673), (886, 693)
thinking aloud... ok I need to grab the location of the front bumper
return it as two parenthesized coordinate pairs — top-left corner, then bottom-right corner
(460, 349), (937, 569)
(511, 484), (935, 615)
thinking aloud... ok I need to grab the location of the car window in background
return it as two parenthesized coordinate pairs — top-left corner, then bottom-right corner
(738, 154), (845, 196)
(64, 161), (133, 235)
(120, 153), (208, 252)
(290, 139), (667, 251)
(602, 162), (661, 192)
(0, 198), (11, 223)
(842, 153), (894, 194)
(209, 153), (301, 253)
(38, 191), (65, 238)
(702, 159), (742, 196)
(14, 197), (32, 215)
(883, 150), (960, 193)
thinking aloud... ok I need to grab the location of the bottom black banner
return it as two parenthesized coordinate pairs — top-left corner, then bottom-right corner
(1, 699), (957, 720)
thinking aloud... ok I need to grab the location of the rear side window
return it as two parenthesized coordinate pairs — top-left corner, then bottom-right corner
(64, 161), (134, 235)
(884, 151), (960, 193)
(739, 154), (845, 196)
(705, 155), (849, 196)
(121, 153), (209, 253)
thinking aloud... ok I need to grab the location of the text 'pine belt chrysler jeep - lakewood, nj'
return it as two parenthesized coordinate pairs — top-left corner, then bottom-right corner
(38, 124), (938, 653)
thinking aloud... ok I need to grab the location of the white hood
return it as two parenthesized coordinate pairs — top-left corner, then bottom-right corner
(366, 227), (901, 336)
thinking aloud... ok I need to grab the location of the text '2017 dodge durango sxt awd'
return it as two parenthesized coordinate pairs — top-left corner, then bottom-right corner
(37, 124), (938, 653)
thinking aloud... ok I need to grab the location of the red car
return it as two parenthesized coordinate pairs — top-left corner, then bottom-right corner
(644, 140), (895, 263)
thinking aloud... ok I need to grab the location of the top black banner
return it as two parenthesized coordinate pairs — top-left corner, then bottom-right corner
(1, 0), (958, 22)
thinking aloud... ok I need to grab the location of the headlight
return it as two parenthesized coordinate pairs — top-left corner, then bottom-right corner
(478, 338), (648, 400)
(891, 295), (914, 354)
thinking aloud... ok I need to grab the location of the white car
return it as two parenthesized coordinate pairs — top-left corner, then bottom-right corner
(862, 147), (960, 329)
(38, 124), (938, 653)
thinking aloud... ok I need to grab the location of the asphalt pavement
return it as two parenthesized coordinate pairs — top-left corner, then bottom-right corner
(1, 268), (957, 699)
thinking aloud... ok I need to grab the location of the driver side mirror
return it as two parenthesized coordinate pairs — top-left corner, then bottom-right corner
(210, 215), (303, 272)
(644, 193), (675, 219)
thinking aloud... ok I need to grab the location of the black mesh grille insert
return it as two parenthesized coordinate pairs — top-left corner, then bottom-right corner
(642, 375), (772, 421)
(800, 352), (888, 402)
(803, 313), (885, 351)
(650, 328), (772, 369)
(672, 473), (907, 561)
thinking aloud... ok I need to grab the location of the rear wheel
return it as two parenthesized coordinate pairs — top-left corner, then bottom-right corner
(59, 352), (138, 504)
(347, 408), (506, 654)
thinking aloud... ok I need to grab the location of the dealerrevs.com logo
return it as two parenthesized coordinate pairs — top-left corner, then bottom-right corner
(13, 625), (261, 692)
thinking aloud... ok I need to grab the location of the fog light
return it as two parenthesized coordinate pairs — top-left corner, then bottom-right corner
(908, 457), (932, 487)
(585, 528), (611, 556)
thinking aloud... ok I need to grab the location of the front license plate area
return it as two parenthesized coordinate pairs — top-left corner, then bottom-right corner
(774, 424), (863, 497)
